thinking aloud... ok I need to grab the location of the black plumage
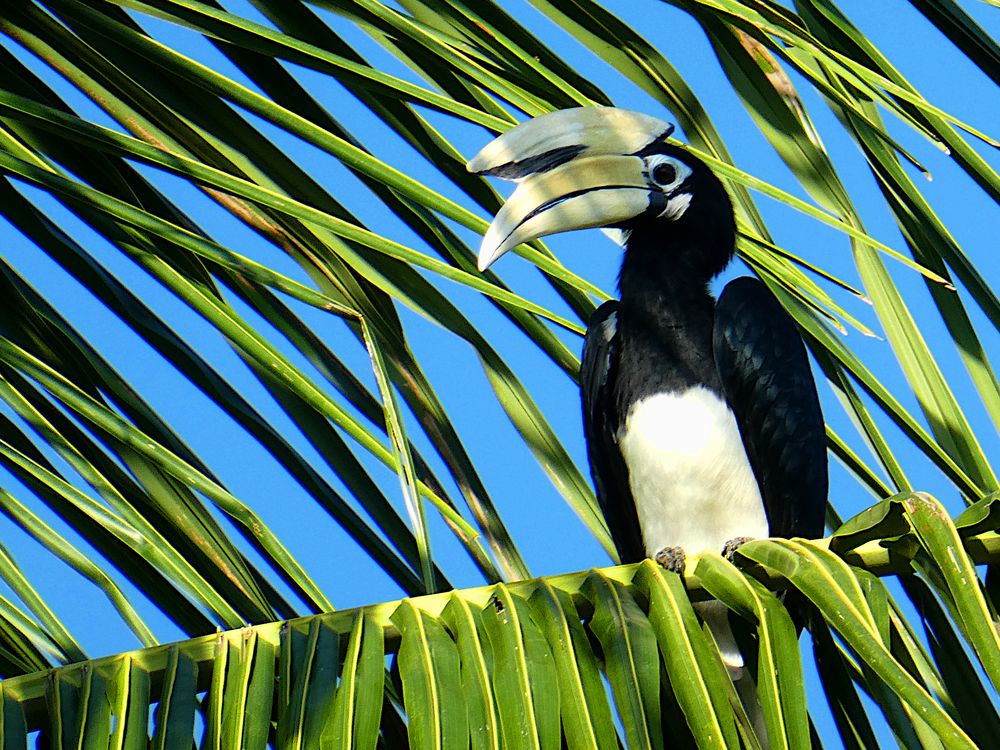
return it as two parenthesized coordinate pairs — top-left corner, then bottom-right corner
(713, 278), (828, 540)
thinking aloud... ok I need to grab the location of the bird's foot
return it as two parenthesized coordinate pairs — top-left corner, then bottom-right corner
(722, 536), (754, 561)
(654, 546), (686, 575)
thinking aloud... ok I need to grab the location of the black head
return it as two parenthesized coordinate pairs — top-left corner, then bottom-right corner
(620, 143), (737, 282)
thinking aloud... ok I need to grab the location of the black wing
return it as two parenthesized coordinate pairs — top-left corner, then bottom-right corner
(713, 277), (827, 540)
(581, 300), (645, 563)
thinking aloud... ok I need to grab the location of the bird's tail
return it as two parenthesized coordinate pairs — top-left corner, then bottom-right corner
(694, 600), (743, 679)
(695, 600), (771, 748)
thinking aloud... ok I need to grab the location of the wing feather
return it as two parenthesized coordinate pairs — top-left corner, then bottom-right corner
(713, 278), (827, 539)
(581, 301), (645, 563)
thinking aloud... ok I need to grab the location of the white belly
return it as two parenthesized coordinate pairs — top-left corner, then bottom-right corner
(617, 386), (768, 558)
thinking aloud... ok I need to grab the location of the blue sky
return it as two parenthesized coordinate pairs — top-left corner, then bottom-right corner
(0, 0), (997, 742)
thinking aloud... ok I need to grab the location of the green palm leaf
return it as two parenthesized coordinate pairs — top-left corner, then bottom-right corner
(0, 503), (996, 745)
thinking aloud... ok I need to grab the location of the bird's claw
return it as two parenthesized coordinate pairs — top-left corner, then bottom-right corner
(722, 536), (753, 561)
(655, 546), (686, 574)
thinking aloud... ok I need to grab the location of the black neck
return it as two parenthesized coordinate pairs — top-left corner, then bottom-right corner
(613, 231), (729, 402)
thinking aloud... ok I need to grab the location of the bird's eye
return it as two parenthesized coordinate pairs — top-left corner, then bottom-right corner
(646, 155), (689, 190)
(652, 162), (677, 186)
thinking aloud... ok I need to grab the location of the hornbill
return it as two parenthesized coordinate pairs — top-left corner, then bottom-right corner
(469, 107), (827, 673)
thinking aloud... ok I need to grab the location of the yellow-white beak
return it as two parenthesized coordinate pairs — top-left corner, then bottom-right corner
(468, 107), (677, 271)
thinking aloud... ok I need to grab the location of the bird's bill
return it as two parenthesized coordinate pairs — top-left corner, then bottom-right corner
(476, 154), (661, 271)
(468, 106), (676, 271)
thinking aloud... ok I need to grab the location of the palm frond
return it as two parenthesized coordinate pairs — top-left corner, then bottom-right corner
(1, 497), (997, 746)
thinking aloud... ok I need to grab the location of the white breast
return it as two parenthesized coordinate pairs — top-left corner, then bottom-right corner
(617, 386), (768, 558)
